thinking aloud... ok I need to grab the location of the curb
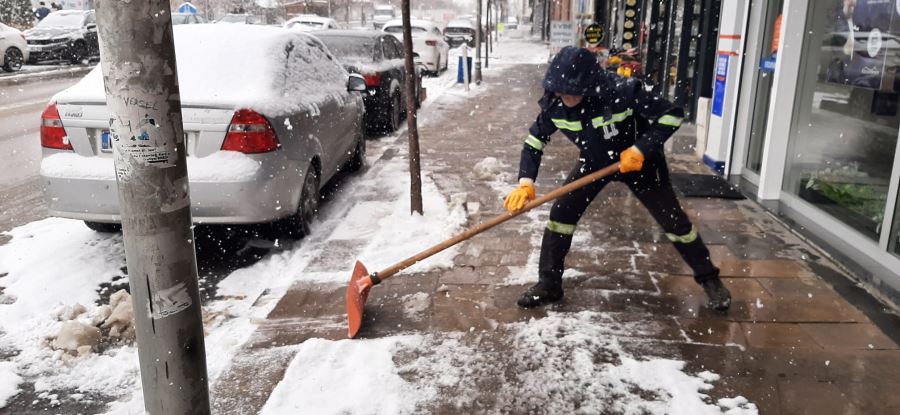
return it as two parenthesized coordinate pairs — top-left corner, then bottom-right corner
(0, 66), (94, 87)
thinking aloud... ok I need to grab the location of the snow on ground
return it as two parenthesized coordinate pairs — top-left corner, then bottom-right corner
(260, 312), (757, 414)
(0, 362), (22, 408)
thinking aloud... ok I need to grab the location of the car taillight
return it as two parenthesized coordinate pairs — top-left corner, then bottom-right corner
(222, 109), (279, 153)
(363, 72), (381, 87)
(425, 40), (437, 46)
(40, 102), (72, 150)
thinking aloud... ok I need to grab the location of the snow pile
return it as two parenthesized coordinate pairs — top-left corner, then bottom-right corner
(51, 321), (101, 356)
(100, 290), (135, 341)
(40, 151), (262, 182)
(259, 312), (756, 414)
(260, 336), (422, 415)
(472, 156), (511, 182)
(0, 362), (22, 408)
(54, 25), (351, 117)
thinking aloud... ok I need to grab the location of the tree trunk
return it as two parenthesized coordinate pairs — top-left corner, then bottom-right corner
(401, 0), (423, 215)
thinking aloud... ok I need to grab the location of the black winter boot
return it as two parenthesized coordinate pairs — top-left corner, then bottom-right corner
(517, 280), (564, 308)
(517, 228), (573, 309)
(701, 278), (732, 311)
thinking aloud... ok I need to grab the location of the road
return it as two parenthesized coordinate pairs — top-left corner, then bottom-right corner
(0, 77), (79, 236)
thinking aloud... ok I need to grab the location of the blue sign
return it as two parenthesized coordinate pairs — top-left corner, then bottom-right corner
(177, 2), (198, 14)
(759, 54), (777, 73)
(712, 54), (729, 117)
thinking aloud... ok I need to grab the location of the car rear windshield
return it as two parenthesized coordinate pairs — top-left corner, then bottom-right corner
(172, 15), (191, 25)
(445, 27), (473, 34)
(320, 38), (375, 61)
(219, 14), (250, 23)
(374, 9), (393, 16)
(289, 20), (324, 28)
(384, 26), (426, 34)
(36, 13), (84, 28)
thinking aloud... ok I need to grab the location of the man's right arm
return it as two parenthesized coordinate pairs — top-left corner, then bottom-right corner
(518, 97), (557, 183)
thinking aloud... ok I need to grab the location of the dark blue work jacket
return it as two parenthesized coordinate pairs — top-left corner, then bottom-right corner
(519, 77), (684, 180)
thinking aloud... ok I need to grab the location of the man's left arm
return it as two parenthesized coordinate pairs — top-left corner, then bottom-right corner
(631, 82), (684, 156)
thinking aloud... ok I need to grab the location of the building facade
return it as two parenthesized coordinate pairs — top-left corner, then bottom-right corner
(701, 0), (900, 304)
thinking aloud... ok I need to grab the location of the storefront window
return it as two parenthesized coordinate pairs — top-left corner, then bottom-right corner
(783, 0), (900, 241)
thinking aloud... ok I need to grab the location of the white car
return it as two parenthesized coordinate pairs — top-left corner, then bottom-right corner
(372, 5), (395, 30)
(0, 22), (29, 72)
(382, 19), (448, 75)
(284, 15), (341, 31)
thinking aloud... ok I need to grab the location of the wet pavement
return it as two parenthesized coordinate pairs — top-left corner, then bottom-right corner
(210, 56), (900, 413)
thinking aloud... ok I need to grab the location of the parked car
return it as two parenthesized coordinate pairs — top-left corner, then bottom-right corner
(284, 15), (341, 31)
(443, 19), (477, 48)
(24, 10), (98, 64)
(216, 14), (262, 24)
(39, 25), (367, 237)
(315, 30), (420, 133)
(505, 16), (518, 30)
(172, 13), (208, 25)
(372, 5), (396, 30)
(0, 22), (29, 72)
(382, 19), (448, 75)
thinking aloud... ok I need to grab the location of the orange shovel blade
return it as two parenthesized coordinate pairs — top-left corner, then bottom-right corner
(346, 260), (372, 338)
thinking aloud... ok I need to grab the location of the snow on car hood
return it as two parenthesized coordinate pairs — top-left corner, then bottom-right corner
(53, 25), (351, 117)
(24, 26), (82, 40)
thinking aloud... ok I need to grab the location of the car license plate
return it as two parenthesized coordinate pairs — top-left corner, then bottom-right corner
(100, 131), (112, 153)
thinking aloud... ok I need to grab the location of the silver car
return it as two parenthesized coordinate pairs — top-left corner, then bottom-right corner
(39, 24), (367, 237)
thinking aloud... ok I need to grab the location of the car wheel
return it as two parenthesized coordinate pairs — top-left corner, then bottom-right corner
(69, 41), (87, 65)
(84, 221), (122, 233)
(432, 55), (441, 76)
(2, 47), (24, 72)
(386, 91), (401, 132)
(347, 131), (366, 172)
(285, 167), (320, 238)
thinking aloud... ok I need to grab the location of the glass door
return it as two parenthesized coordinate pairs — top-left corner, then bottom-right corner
(745, 0), (785, 174)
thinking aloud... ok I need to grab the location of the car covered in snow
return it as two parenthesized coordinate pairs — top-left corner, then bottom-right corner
(39, 24), (367, 236)
(372, 5), (396, 30)
(285, 15), (341, 31)
(0, 22), (29, 72)
(216, 13), (263, 24)
(315, 30), (420, 133)
(382, 19), (448, 75)
(443, 19), (478, 48)
(24, 10), (99, 64)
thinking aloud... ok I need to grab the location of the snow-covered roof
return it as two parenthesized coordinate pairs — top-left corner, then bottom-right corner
(54, 24), (350, 116)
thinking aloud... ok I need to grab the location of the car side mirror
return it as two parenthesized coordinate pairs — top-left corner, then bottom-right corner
(347, 73), (367, 91)
(86, 23), (97, 31)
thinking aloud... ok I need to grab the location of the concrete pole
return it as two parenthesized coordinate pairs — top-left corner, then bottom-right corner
(401, 0), (423, 214)
(94, 1), (210, 414)
(475, 0), (483, 84)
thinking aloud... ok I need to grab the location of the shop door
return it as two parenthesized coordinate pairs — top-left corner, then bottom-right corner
(745, 0), (784, 174)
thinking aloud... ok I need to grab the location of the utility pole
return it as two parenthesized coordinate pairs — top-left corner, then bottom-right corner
(400, 0), (423, 214)
(94, 1), (210, 414)
(474, 0), (482, 84)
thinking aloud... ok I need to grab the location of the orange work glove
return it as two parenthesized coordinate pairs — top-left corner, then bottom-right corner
(619, 146), (644, 173)
(503, 181), (536, 213)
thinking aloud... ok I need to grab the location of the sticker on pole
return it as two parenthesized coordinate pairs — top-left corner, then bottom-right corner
(110, 114), (176, 168)
(151, 282), (193, 319)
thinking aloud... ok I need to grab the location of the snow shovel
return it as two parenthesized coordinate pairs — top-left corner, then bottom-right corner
(346, 162), (621, 338)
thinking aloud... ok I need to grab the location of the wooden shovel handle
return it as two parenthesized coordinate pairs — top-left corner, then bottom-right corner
(374, 162), (621, 282)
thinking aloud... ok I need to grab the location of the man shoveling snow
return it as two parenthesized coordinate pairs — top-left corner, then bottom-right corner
(503, 46), (732, 311)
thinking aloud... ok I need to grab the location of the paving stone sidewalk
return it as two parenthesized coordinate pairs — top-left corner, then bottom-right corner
(211, 51), (900, 414)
